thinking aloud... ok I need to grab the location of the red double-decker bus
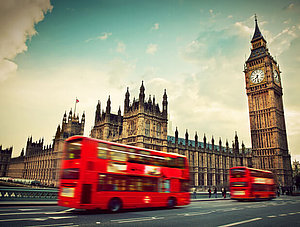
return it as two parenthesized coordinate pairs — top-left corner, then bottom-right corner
(58, 136), (190, 211)
(230, 166), (276, 201)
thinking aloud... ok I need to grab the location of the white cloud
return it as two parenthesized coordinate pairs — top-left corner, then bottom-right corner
(146, 44), (158, 55)
(151, 23), (159, 30)
(288, 3), (294, 10)
(97, 32), (112, 40)
(86, 32), (112, 42)
(0, 0), (52, 82)
(116, 41), (126, 53)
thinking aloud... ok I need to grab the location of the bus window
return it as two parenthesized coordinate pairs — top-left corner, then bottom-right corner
(110, 145), (127, 162)
(98, 143), (108, 159)
(139, 150), (151, 165)
(64, 140), (82, 160)
(61, 168), (79, 179)
(230, 168), (246, 178)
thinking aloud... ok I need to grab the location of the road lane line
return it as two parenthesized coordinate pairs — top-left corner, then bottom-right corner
(288, 213), (296, 215)
(0, 218), (47, 222)
(45, 208), (75, 214)
(218, 217), (262, 227)
(279, 214), (287, 216)
(26, 223), (75, 227)
(18, 209), (40, 211)
(111, 216), (164, 223)
(50, 216), (77, 219)
(267, 215), (276, 218)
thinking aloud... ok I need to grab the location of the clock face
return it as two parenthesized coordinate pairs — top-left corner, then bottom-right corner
(250, 69), (265, 84)
(273, 70), (280, 83)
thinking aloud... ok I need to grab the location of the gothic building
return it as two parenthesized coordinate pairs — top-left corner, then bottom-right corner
(0, 145), (12, 177)
(8, 110), (85, 187)
(243, 16), (293, 187)
(91, 82), (251, 190)
(91, 81), (168, 152)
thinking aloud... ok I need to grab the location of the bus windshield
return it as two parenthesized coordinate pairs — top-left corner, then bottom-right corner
(230, 168), (246, 178)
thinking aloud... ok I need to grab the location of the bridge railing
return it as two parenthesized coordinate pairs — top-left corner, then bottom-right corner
(0, 187), (58, 201)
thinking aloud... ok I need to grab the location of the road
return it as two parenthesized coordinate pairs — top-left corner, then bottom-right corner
(0, 196), (299, 227)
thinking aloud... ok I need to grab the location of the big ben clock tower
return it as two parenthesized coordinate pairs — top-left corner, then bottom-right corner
(244, 16), (292, 188)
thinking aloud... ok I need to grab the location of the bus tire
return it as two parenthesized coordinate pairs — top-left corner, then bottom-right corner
(108, 198), (122, 212)
(167, 197), (176, 209)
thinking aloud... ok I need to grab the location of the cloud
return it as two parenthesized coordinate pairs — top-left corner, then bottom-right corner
(116, 41), (126, 53)
(146, 44), (158, 55)
(86, 32), (112, 42)
(151, 23), (159, 30)
(288, 3), (294, 10)
(0, 0), (53, 81)
(98, 32), (112, 40)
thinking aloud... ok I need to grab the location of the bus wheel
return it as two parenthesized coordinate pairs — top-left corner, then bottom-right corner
(167, 197), (176, 209)
(108, 198), (122, 212)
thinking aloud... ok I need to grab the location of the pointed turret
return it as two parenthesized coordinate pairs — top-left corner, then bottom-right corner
(175, 127), (178, 145)
(251, 15), (266, 43)
(81, 111), (85, 123)
(106, 96), (111, 114)
(139, 81), (145, 104)
(68, 109), (72, 121)
(95, 100), (101, 124)
(195, 132), (198, 148)
(234, 131), (239, 153)
(203, 134), (207, 149)
(219, 137), (222, 152)
(63, 111), (67, 123)
(185, 129), (189, 146)
(212, 136), (215, 150)
(162, 89), (168, 117)
(124, 87), (130, 113)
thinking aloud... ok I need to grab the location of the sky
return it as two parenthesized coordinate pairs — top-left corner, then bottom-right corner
(0, 0), (299, 162)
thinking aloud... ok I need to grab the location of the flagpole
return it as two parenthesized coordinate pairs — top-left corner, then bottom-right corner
(74, 97), (77, 117)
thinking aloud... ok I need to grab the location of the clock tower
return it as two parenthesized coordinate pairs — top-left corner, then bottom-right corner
(244, 16), (292, 188)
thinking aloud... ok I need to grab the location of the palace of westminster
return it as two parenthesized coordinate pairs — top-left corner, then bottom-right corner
(0, 17), (293, 190)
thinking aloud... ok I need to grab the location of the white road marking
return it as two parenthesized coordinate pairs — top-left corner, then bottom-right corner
(96, 222), (101, 224)
(26, 223), (75, 227)
(0, 218), (47, 222)
(18, 209), (40, 211)
(279, 214), (287, 216)
(288, 213), (296, 215)
(45, 208), (75, 214)
(111, 216), (164, 223)
(267, 215), (277, 218)
(0, 211), (46, 216)
(177, 211), (216, 216)
(50, 216), (76, 220)
(218, 217), (262, 227)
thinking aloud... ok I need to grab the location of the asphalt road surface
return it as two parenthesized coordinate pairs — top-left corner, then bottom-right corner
(0, 196), (299, 227)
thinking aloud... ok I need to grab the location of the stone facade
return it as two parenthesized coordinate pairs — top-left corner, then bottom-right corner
(91, 82), (251, 190)
(243, 16), (293, 188)
(91, 81), (168, 152)
(0, 145), (12, 177)
(7, 110), (85, 187)
(7, 149), (25, 178)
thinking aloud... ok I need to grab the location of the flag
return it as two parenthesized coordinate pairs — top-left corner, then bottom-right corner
(76, 98), (79, 103)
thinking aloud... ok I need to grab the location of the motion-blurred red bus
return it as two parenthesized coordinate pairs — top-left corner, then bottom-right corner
(230, 166), (276, 201)
(58, 136), (190, 211)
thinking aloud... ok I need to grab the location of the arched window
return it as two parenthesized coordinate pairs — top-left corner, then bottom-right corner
(157, 123), (161, 138)
(145, 120), (150, 136)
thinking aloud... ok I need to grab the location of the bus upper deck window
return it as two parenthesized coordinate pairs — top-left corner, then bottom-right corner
(65, 140), (82, 160)
(98, 143), (108, 159)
